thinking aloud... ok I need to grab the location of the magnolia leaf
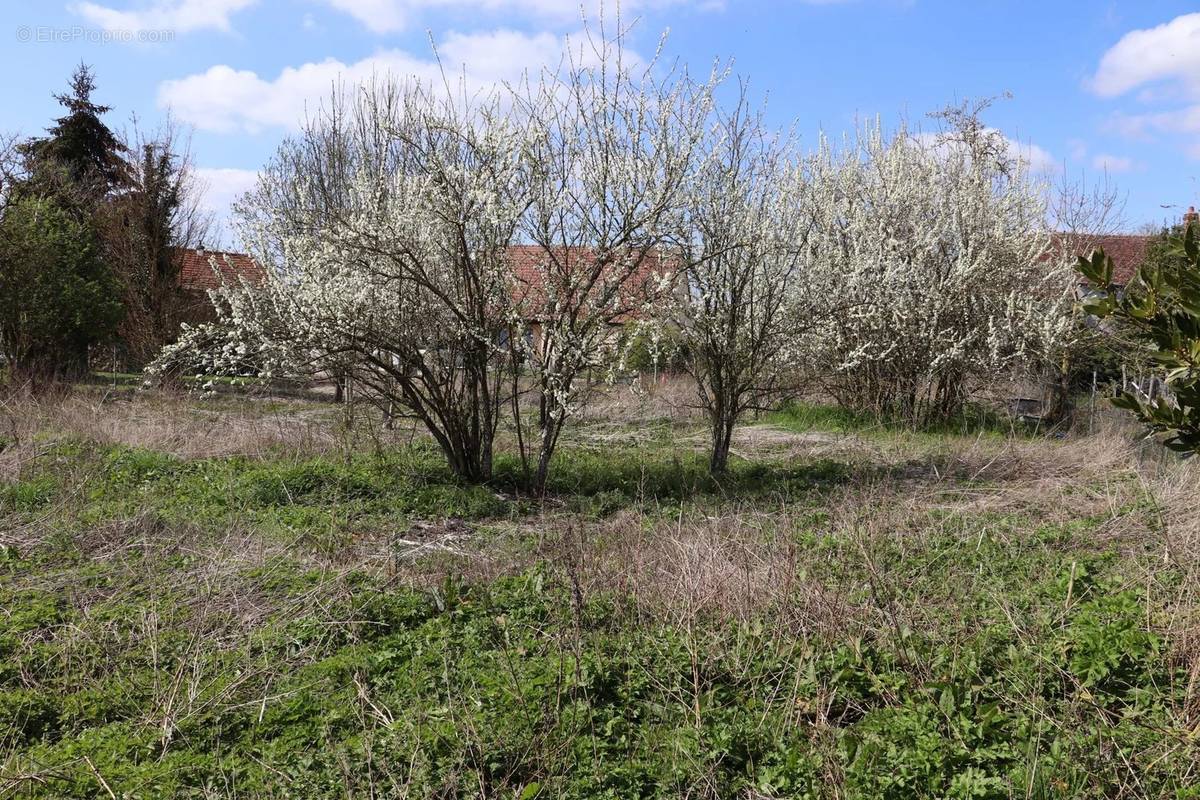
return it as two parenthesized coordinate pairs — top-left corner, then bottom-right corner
(1077, 249), (1113, 287)
(1109, 393), (1142, 413)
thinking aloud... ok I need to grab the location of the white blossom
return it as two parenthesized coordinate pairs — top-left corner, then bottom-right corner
(796, 104), (1075, 421)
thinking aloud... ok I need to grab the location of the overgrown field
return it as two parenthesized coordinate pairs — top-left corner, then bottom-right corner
(2, 387), (1199, 798)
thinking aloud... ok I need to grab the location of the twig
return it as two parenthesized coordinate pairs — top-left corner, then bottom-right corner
(83, 755), (117, 800)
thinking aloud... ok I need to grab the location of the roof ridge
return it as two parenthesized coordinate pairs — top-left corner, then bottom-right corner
(174, 246), (253, 256)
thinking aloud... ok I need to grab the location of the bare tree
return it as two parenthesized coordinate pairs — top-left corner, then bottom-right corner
(1041, 169), (1129, 424)
(0, 132), (17, 200)
(1051, 168), (1127, 252)
(0, 131), (20, 238)
(102, 117), (212, 368)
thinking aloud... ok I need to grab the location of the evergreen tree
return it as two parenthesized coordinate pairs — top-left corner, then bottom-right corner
(19, 64), (128, 205)
(0, 65), (126, 381)
(0, 196), (123, 384)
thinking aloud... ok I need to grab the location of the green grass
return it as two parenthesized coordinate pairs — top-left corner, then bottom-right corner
(763, 399), (875, 433)
(1, 519), (1190, 798)
(1, 397), (1195, 798)
(765, 399), (1022, 439)
(4, 437), (850, 543)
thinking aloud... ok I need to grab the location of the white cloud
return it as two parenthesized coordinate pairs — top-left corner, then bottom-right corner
(194, 167), (259, 244)
(195, 166), (258, 213)
(1090, 153), (1136, 173)
(1108, 105), (1200, 139)
(323, 0), (408, 33)
(158, 30), (574, 133)
(317, 0), (713, 34)
(1003, 135), (1057, 174)
(916, 129), (1057, 174)
(72, 0), (257, 35)
(1091, 12), (1200, 98)
(71, 0), (704, 38)
(1090, 13), (1200, 159)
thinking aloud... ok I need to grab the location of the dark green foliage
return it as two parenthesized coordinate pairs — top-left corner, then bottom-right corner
(0, 196), (123, 381)
(0, 65), (129, 382)
(106, 133), (205, 367)
(1078, 223), (1200, 453)
(18, 64), (127, 203)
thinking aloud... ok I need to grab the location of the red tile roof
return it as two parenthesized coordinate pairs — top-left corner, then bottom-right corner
(504, 244), (675, 322)
(1049, 233), (1154, 286)
(173, 244), (677, 321)
(174, 248), (265, 291)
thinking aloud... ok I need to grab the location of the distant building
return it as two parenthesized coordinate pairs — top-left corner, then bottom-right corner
(1051, 205), (1197, 289)
(173, 247), (264, 325)
(1056, 233), (1154, 287)
(505, 244), (676, 348)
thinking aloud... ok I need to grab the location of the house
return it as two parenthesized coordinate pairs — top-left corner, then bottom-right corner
(1050, 206), (1199, 291)
(504, 244), (677, 349)
(174, 247), (265, 325)
(169, 244), (672, 350)
(1068, 234), (1155, 286)
(1047, 232), (1154, 292)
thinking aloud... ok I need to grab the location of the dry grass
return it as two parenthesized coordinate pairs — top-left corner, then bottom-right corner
(6, 387), (1200, 796)
(0, 388), (350, 479)
(572, 373), (702, 425)
(4, 387), (1190, 619)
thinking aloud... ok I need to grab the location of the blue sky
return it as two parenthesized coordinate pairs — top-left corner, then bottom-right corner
(5, 1), (1200, 245)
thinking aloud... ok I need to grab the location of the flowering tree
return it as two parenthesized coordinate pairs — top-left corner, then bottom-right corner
(675, 93), (817, 474)
(155, 80), (531, 481)
(509, 31), (723, 489)
(151, 26), (726, 489)
(800, 104), (1075, 424)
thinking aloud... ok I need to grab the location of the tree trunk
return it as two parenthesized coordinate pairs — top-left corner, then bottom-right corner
(708, 402), (737, 475)
(434, 423), (494, 485)
(533, 419), (558, 494)
(1043, 357), (1074, 430)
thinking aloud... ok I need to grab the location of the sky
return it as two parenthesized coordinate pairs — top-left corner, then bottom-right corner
(4, 1), (1200, 246)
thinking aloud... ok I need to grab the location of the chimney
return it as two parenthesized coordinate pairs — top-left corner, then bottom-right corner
(1185, 206), (1199, 229)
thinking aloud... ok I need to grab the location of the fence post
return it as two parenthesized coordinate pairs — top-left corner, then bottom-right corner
(1090, 370), (1097, 435)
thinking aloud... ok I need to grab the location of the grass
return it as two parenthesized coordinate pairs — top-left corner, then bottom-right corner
(91, 371), (267, 387)
(765, 398), (1025, 439)
(2, 387), (1198, 798)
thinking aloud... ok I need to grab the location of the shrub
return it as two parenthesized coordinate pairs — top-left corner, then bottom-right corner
(1077, 223), (1200, 454)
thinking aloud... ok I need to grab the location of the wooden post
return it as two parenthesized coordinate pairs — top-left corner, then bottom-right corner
(1090, 370), (1097, 435)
